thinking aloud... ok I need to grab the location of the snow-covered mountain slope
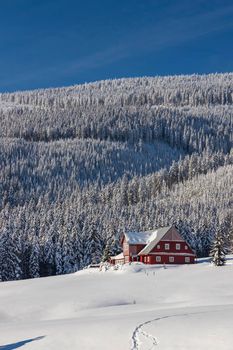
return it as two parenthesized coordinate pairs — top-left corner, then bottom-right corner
(0, 73), (232, 282)
(0, 257), (233, 349)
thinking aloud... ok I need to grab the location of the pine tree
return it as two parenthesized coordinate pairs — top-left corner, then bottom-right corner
(29, 237), (40, 278)
(210, 231), (228, 266)
(0, 225), (22, 281)
(62, 233), (75, 274)
(101, 242), (111, 262)
(55, 240), (63, 275)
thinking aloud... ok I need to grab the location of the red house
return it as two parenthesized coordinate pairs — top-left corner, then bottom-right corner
(111, 225), (196, 265)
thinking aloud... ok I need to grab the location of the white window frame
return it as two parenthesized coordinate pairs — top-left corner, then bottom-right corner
(176, 243), (181, 250)
(185, 245), (188, 250)
(165, 243), (170, 250)
(157, 244), (160, 249)
(156, 256), (161, 262)
(169, 256), (174, 263)
(185, 257), (190, 263)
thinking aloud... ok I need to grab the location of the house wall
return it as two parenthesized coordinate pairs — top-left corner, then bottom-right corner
(130, 244), (146, 255)
(124, 244), (146, 262)
(113, 258), (124, 265)
(122, 236), (129, 263)
(110, 258), (125, 265)
(122, 235), (146, 263)
(123, 240), (129, 256)
(141, 254), (195, 264)
(141, 240), (195, 264)
(129, 244), (146, 262)
(150, 240), (194, 255)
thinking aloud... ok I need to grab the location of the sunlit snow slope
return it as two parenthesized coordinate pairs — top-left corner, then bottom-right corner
(0, 258), (233, 350)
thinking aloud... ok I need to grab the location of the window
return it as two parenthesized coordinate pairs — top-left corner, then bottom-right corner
(185, 245), (188, 250)
(157, 244), (160, 249)
(147, 256), (150, 263)
(156, 256), (161, 262)
(165, 243), (170, 250)
(176, 243), (181, 250)
(169, 256), (174, 263)
(185, 257), (190, 263)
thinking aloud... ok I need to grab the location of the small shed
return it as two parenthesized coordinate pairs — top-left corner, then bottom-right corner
(110, 252), (124, 265)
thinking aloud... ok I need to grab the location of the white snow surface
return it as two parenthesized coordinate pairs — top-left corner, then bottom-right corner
(0, 257), (233, 349)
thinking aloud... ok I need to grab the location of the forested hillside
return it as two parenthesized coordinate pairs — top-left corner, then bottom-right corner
(0, 73), (232, 281)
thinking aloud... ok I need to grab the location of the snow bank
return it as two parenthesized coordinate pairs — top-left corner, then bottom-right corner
(0, 256), (233, 349)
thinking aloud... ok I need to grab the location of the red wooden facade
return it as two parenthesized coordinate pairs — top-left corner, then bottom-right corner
(111, 225), (196, 265)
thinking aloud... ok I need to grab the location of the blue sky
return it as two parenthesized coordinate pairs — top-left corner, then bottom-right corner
(1, 0), (233, 92)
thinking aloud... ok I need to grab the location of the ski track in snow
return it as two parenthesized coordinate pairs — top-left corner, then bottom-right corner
(130, 310), (215, 350)
(131, 314), (183, 350)
(131, 323), (159, 350)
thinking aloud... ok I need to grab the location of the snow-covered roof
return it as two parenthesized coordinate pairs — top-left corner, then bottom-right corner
(138, 226), (172, 255)
(110, 252), (124, 260)
(124, 230), (153, 244)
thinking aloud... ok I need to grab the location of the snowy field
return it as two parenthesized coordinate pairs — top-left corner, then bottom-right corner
(0, 257), (233, 350)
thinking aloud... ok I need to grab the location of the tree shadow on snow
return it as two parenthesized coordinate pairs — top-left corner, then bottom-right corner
(0, 336), (45, 349)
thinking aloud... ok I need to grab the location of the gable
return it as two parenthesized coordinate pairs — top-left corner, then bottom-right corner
(160, 226), (184, 242)
(138, 225), (172, 255)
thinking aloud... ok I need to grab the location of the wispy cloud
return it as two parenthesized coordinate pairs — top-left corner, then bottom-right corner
(138, 3), (233, 51)
(2, 2), (233, 89)
(44, 3), (233, 76)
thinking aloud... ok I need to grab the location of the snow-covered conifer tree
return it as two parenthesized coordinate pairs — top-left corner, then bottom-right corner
(101, 241), (111, 262)
(0, 225), (22, 281)
(29, 236), (40, 278)
(210, 230), (228, 266)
